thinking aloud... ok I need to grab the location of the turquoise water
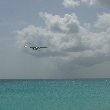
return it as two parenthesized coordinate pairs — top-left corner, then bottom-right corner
(0, 79), (110, 110)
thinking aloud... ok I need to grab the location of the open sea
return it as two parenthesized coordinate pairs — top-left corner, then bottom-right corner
(0, 79), (110, 110)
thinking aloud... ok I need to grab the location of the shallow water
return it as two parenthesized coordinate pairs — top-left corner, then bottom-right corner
(0, 79), (110, 110)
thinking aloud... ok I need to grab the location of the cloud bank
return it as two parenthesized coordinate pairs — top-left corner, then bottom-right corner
(17, 12), (110, 65)
(16, 0), (110, 76)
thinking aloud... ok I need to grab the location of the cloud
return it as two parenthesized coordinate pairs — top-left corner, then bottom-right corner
(81, 0), (95, 6)
(81, 0), (110, 7)
(63, 0), (110, 8)
(62, 0), (80, 8)
(16, 12), (110, 75)
(17, 12), (83, 56)
(94, 13), (110, 29)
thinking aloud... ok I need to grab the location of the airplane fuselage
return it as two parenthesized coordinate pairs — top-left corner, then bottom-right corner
(30, 46), (48, 50)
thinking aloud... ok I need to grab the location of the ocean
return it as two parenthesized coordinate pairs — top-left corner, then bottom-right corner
(0, 79), (110, 110)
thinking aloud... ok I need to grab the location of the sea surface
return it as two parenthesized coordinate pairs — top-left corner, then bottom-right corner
(0, 79), (110, 110)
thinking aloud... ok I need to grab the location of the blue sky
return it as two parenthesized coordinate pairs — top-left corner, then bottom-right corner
(1, 0), (110, 79)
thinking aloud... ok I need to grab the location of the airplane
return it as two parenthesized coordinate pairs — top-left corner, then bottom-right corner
(24, 45), (48, 50)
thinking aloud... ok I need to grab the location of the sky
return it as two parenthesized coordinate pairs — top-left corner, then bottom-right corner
(1, 0), (110, 79)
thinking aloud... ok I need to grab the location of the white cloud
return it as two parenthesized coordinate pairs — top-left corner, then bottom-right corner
(62, 0), (110, 8)
(39, 12), (80, 33)
(81, 0), (110, 7)
(95, 13), (110, 29)
(16, 12), (110, 75)
(62, 0), (110, 9)
(63, 0), (80, 8)
(63, 0), (110, 7)
(17, 12), (83, 54)
(81, 0), (95, 6)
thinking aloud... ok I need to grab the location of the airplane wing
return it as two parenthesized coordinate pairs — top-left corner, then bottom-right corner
(39, 47), (48, 48)
(24, 45), (48, 50)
